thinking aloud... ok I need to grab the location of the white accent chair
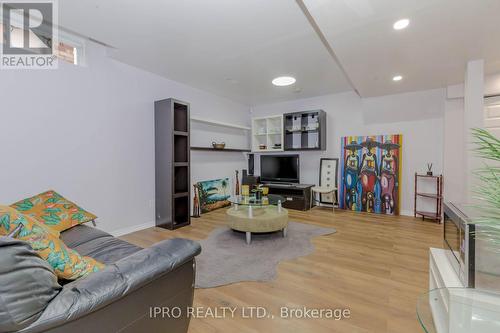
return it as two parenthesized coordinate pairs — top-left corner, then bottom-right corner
(310, 158), (339, 212)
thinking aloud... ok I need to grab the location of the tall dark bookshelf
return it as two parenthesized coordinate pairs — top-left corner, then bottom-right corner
(284, 110), (326, 151)
(155, 98), (190, 230)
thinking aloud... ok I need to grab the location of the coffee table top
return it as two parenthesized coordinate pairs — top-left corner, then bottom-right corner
(228, 194), (285, 207)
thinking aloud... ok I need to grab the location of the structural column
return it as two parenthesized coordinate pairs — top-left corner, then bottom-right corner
(463, 59), (484, 202)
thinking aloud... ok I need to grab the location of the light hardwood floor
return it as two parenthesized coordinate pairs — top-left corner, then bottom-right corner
(120, 207), (442, 333)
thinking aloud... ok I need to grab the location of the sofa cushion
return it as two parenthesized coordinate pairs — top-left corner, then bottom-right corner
(0, 206), (105, 281)
(61, 224), (142, 264)
(70, 236), (142, 264)
(60, 224), (111, 249)
(0, 237), (62, 332)
(10, 190), (97, 233)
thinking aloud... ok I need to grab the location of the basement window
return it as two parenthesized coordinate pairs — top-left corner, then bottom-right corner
(0, 23), (83, 65)
(56, 41), (79, 65)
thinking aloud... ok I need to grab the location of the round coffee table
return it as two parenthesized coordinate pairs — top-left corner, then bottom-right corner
(226, 194), (289, 244)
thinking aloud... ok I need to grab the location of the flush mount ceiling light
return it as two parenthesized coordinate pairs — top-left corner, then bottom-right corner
(393, 18), (410, 30)
(393, 75), (403, 82)
(272, 76), (296, 86)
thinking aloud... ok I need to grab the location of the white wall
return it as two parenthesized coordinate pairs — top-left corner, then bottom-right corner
(443, 98), (466, 203)
(443, 71), (500, 204)
(464, 60), (485, 202)
(3, 38), (482, 230)
(251, 89), (445, 216)
(0, 41), (249, 235)
(485, 72), (500, 96)
(191, 123), (250, 195)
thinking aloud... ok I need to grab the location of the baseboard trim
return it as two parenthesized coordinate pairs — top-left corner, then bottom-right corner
(109, 210), (415, 236)
(400, 210), (414, 217)
(110, 221), (155, 237)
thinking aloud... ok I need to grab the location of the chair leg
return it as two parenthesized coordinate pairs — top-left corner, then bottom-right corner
(332, 191), (335, 213)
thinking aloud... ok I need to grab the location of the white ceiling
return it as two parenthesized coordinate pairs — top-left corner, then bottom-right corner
(59, 0), (352, 105)
(58, 0), (500, 105)
(302, 0), (500, 97)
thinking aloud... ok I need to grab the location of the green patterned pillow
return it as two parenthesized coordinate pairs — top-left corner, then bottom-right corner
(0, 205), (105, 280)
(11, 190), (97, 233)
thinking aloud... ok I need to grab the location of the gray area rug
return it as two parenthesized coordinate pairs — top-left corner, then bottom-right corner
(195, 221), (336, 288)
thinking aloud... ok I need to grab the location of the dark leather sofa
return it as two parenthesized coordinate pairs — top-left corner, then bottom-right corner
(13, 225), (201, 333)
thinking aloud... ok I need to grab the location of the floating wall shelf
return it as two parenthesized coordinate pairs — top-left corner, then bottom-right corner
(190, 147), (250, 152)
(190, 116), (251, 130)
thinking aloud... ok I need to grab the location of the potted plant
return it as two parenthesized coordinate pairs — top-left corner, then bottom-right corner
(471, 128), (500, 250)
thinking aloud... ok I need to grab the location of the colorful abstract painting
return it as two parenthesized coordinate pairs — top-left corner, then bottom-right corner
(339, 134), (402, 215)
(197, 178), (231, 213)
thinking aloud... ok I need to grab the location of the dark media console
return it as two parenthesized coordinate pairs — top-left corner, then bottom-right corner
(258, 154), (312, 210)
(264, 183), (314, 211)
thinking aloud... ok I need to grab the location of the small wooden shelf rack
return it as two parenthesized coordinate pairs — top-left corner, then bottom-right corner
(414, 173), (443, 223)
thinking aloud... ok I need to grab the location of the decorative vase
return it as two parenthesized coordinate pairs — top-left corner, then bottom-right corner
(242, 185), (250, 196)
(192, 185), (200, 218)
(235, 170), (240, 195)
(254, 189), (262, 200)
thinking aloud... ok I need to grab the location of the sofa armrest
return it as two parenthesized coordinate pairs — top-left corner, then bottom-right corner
(20, 238), (201, 333)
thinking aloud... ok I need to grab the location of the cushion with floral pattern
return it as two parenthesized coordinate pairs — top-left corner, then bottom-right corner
(10, 190), (97, 233)
(0, 205), (105, 280)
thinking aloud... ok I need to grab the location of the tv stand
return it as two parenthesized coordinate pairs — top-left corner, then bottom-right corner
(264, 182), (295, 187)
(264, 183), (314, 211)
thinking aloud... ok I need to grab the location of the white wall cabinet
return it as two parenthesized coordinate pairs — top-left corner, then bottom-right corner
(251, 115), (284, 152)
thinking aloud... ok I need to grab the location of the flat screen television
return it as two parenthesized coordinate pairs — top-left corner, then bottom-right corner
(260, 155), (300, 183)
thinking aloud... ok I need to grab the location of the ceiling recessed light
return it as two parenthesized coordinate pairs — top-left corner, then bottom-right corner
(272, 76), (296, 86)
(393, 18), (410, 30)
(393, 75), (403, 82)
